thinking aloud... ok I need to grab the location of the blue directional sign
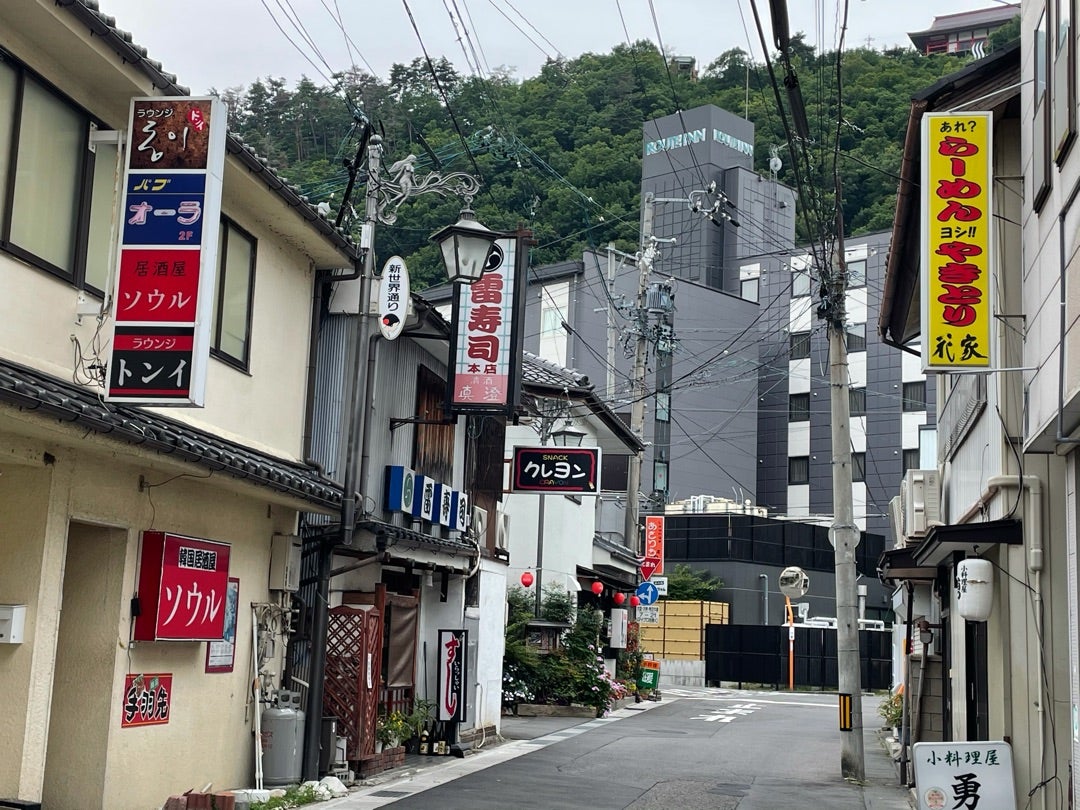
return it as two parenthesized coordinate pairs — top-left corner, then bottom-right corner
(636, 581), (659, 606)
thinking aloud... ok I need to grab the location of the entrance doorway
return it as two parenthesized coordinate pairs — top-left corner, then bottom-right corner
(42, 522), (127, 809)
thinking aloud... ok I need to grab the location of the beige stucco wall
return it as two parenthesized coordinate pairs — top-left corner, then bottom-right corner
(0, 415), (301, 807)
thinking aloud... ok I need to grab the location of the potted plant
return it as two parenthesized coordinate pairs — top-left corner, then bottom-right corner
(376, 711), (411, 752)
(879, 685), (904, 736)
(404, 699), (435, 753)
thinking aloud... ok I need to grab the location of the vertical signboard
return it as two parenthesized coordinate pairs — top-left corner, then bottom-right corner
(134, 531), (231, 641)
(437, 628), (468, 723)
(642, 515), (665, 579)
(107, 97), (227, 406)
(921, 111), (993, 372)
(447, 237), (525, 414)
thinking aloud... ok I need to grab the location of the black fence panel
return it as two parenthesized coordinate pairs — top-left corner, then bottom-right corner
(704, 624), (892, 690)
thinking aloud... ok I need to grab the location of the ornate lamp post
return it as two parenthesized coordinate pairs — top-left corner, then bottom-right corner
(304, 134), (498, 779)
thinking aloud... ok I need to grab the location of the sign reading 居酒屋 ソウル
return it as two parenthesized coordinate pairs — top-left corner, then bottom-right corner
(134, 531), (231, 641)
(921, 112), (993, 372)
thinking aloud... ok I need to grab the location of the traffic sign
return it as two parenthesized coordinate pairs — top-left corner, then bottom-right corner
(651, 576), (668, 596)
(640, 557), (661, 580)
(636, 605), (659, 624)
(636, 581), (659, 606)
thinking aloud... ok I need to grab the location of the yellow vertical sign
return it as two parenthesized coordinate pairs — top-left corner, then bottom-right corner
(921, 112), (993, 370)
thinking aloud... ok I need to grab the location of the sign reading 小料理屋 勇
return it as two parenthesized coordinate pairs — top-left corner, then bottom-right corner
(920, 111), (993, 372)
(912, 741), (1015, 810)
(106, 97), (227, 407)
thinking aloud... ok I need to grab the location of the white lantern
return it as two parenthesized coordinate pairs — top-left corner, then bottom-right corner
(956, 558), (994, 621)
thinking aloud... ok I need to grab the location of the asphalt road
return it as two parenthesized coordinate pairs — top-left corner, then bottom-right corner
(332, 687), (910, 809)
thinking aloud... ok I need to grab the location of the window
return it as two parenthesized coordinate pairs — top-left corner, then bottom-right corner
(790, 331), (811, 360)
(1054, 0), (1076, 162)
(902, 448), (921, 475)
(788, 456), (809, 485)
(845, 260), (866, 288)
(1034, 10), (1052, 211)
(846, 323), (866, 353)
(656, 391), (671, 422)
(0, 58), (107, 284)
(849, 387), (866, 416)
(741, 276), (759, 303)
(792, 269), (811, 297)
(211, 219), (256, 367)
(789, 392), (810, 422)
(852, 452), (866, 483)
(902, 381), (927, 412)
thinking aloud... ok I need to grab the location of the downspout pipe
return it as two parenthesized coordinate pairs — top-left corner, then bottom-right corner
(302, 136), (383, 780)
(988, 474), (1046, 810)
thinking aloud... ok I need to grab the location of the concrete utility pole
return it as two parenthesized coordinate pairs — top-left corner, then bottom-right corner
(624, 194), (656, 554)
(826, 227), (865, 782)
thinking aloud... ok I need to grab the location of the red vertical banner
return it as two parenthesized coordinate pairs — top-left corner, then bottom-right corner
(642, 515), (665, 579)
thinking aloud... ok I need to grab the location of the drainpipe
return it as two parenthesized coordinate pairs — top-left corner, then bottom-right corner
(302, 136), (383, 780)
(988, 474), (1045, 810)
(758, 573), (769, 625)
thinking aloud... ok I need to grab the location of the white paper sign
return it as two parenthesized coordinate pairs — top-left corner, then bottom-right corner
(636, 605), (660, 624)
(651, 576), (668, 596)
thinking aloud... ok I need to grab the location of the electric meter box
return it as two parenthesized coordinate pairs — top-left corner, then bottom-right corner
(269, 533), (302, 592)
(0, 604), (27, 644)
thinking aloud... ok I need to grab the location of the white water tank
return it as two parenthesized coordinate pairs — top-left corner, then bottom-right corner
(262, 691), (305, 787)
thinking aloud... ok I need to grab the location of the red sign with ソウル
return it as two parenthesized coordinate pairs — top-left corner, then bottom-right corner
(134, 531), (231, 641)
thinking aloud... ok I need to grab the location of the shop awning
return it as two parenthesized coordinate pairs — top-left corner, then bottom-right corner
(912, 518), (1023, 567)
(877, 545), (938, 585)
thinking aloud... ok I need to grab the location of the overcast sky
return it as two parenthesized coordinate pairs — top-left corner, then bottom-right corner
(96, 0), (1016, 94)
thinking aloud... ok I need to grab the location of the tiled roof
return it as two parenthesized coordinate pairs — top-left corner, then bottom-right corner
(0, 358), (343, 510)
(58, 1), (360, 260)
(521, 350), (591, 393)
(361, 518), (476, 555)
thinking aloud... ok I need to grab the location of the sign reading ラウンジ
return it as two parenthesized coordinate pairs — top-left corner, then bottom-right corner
(106, 97), (226, 406)
(920, 112), (993, 371)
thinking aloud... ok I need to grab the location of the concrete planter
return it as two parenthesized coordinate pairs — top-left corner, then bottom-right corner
(515, 703), (597, 718)
(609, 697), (635, 711)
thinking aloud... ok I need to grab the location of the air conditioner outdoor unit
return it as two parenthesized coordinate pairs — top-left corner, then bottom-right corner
(495, 511), (511, 550)
(471, 506), (489, 541)
(902, 469), (941, 540)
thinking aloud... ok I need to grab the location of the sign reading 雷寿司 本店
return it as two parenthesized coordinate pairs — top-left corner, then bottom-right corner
(447, 237), (525, 414)
(106, 97), (227, 406)
(920, 111), (993, 372)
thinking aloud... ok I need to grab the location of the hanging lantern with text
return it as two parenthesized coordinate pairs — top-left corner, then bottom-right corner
(956, 557), (994, 621)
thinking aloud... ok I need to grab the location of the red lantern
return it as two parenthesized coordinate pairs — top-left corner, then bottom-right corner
(630, 595), (640, 607)
(591, 581), (604, 596)
(613, 592), (626, 605)
(520, 571), (534, 588)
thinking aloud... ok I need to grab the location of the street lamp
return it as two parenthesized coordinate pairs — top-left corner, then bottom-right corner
(550, 423), (586, 447)
(431, 206), (500, 284)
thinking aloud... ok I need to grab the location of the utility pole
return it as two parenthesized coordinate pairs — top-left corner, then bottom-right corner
(825, 223), (865, 782)
(625, 194), (655, 554)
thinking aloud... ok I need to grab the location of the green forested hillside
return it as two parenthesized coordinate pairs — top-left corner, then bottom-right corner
(218, 37), (999, 287)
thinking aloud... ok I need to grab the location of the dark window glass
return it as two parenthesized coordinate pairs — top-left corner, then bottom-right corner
(789, 393), (810, 422)
(852, 452), (866, 483)
(902, 449), (921, 475)
(849, 387), (866, 417)
(788, 456), (810, 485)
(902, 381), (927, 412)
(211, 219), (257, 368)
(846, 323), (866, 353)
(790, 331), (811, 360)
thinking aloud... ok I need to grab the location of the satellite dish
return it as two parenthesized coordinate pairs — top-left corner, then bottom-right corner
(778, 566), (809, 599)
